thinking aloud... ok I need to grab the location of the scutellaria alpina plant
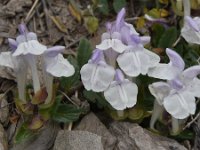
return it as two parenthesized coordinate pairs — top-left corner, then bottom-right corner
(81, 8), (160, 110)
(80, 3), (200, 135)
(149, 48), (200, 134)
(0, 24), (80, 141)
(0, 24), (75, 104)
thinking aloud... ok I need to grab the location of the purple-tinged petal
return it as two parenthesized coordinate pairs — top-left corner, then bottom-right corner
(124, 23), (139, 35)
(111, 32), (121, 40)
(115, 8), (126, 31)
(18, 23), (28, 35)
(90, 49), (103, 63)
(131, 35), (141, 44)
(115, 69), (124, 82)
(168, 78), (183, 90)
(185, 16), (200, 32)
(45, 46), (65, 57)
(183, 65), (200, 79)
(8, 38), (17, 51)
(166, 48), (185, 71)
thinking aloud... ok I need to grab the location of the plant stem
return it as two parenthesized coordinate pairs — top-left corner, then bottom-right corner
(150, 100), (164, 130)
(172, 117), (180, 135)
(183, 0), (191, 16)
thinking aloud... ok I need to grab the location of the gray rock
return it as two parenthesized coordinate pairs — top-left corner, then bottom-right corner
(109, 122), (187, 150)
(10, 122), (59, 150)
(74, 112), (117, 150)
(0, 123), (8, 150)
(53, 130), (104, 150)
(0, 94), (9, 126)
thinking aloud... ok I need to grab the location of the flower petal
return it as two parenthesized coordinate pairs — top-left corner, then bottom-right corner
(117, 50), (149, 77)
(140, 36), (150, 45)
(96, 39), (111, 50)
(185, 16), (199, 32)
(148, 64), (180, 80)
(104, 79), (138, 110)
(45, 46), (65, 57)
(186, 77), (200, 97)
(111, 39), (128, 53)
(115, 8), (126, 30)
(166, 48), (185, 71)
(8, 38), (17, 51)
(182, 65), (200, 79)
(163, 91), (196, 119)
(148, 82), (171, 105)
(101, 32), (110, 41)
(13, 40), (47, 56)
(117, 51), (140, 77)
(80, 63), (115, 92)
(124, 22), (139, 35)
(0, 52), (15, 68)
(45, 54), (75, 77)
(143, 49), (160, 67)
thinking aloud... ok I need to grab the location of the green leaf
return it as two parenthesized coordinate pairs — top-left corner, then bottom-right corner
(113, 0), (126, 13)
(98, 0), (109, 15)
(170, 129), (195, 140)
(83, 90), (112, 109)
(60, 55), (80, 91)
(158, 27), (178, 48)
(77, 38), (92, 68)
(50, 97), (83, 123)
(151, 24), (165, 47)
(15, 123), (35, 144)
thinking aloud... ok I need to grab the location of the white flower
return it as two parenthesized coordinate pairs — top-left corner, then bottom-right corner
(80, 50), (115, 92)
(104, 69), (138, 110)
(43, 46), (75, 77)
(181, 16), (200, 44)
(0, 40), (27, 102)
(149, 48), (199, 120)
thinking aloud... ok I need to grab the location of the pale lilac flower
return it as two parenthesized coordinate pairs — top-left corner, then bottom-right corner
(80, 50), (115, 92)
(42, 46), (75, 104)
(149, 48), (199, 123)
(181, 16), (200, 44)
(148, 48), (200, 134)
(1, 24), (75, 104)
(104, 69), (138, 110)
(12, 24), (47, 93)
(0, 39), (27, 102)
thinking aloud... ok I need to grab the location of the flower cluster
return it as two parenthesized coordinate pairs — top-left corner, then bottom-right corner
(0, 24), (75, 104)
(148, 48), (200, 131)
(80, 8), (160, 110)
(80, 6), (200, 134)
